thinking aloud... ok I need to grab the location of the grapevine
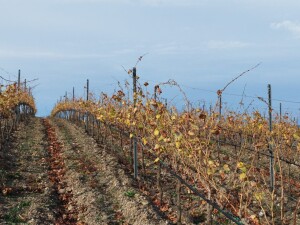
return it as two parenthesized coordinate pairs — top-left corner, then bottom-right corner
(51, 79), (300, 224)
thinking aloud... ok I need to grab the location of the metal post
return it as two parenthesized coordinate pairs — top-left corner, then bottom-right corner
(24, 79), (27, 91)
(133, 67), (138, 179)
(279, 103), (282, 122)
(217, 94), (222, 151)
(268, 84), (274, 191)
(18, 69), (21, 90)
(133, 68), (137, 105)
(73, 87), (75, 101)
(16, 69), (21, 124)
(86, 79), (89, 101)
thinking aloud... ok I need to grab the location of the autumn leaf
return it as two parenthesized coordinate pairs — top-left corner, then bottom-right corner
(293, 133), (300, 140)
(188, 131), (195, 136)
(154, 157), (160, 163)
(237, 162), (244, 168)
(154, 129), (160, 136)
(239, 173), (247, 180)
(223, 164), (230, 172)
(254, 192), (263, 201)
(142, 137), (148, 145)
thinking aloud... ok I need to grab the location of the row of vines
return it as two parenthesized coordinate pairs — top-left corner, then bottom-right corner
(0, 82), (36, 148)
(51, 72), (300, 225)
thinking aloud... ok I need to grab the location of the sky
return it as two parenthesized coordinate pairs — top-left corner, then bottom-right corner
(0, 0), (299, 118)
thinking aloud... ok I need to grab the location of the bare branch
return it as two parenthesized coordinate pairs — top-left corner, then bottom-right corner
(0, 75), (15, 83)
(135, 53), (149, 67)
(219, 63), (261, 94)
(23, 78), (39, 83)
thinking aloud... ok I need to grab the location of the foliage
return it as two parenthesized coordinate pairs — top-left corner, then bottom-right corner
(51, 80), (300, 224)
(0, 83), (36, 118)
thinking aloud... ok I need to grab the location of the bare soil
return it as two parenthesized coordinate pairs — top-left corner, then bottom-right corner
(0, 117), (169, 225)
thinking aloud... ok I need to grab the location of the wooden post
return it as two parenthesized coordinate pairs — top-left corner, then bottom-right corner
(16, 69), (21, 125)
(86, 79), (89, 132)
(268, 84), (274, 191)
(132, 67), (138, 179)
(218, 94), (222, 122)
(217, 94), (222, 153)
(176, 179), (182, 224)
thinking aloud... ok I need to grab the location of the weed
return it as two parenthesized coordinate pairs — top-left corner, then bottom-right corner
(124, 190), (135, 198)
(4, 201), (31, 223)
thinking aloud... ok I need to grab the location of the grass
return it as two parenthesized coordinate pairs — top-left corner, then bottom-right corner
(4, 200), (31, 223)
(124, 190), (135, 198)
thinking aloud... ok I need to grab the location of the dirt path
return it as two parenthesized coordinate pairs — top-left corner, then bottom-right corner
(0, 118), (56, 224)
(50, 118), (168, 225)
(0, 117), (168, 225)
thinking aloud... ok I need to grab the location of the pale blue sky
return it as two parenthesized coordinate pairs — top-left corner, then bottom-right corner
(0, 0), (299, 117)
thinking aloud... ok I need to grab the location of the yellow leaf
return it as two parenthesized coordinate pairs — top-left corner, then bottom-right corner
(154, 129), (160, 136)
(164, 138), (171, 143)
(293, 133), (300, 140)
(208, 160), (214, 167)
(240, 166), (247, 173)
(156, 114), (161, 119)
(237, 162), (244, 169)
(97, 115), (104, 121)
(254, 192), (263, 201)
(130, 133), (134, 139)
(142, 137), (148, 145)
(188, 131), (195, 136)
(154, 157), (160, 163)
(223, 164), (230, 172)
(239, 173), (247, 180)
(158, 135), (164, 142)
(154, 144), (160, 150)
(175, 141), (181, 149)
(207, 168), (215, 175)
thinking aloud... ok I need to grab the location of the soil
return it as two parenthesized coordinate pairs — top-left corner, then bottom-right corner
(0, 117), (170, 225)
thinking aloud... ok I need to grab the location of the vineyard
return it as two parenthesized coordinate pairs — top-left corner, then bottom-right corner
(1, 67), (300, 225)
(0, 78), (36, 148)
